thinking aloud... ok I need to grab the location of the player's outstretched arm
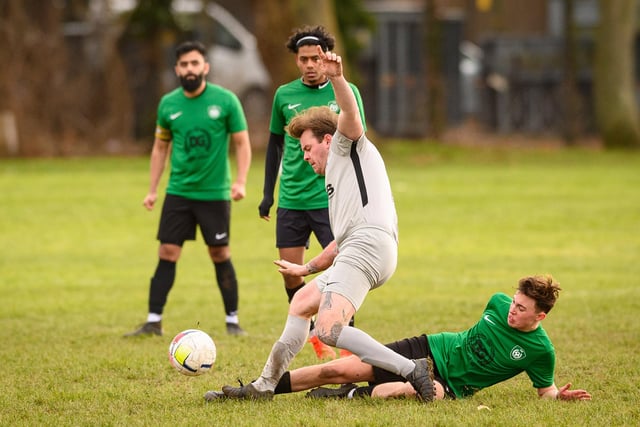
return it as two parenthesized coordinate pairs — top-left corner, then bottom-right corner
(538, 383), (592, 401)
(317, 46), (363, 141)
(274, 241), (338, 277)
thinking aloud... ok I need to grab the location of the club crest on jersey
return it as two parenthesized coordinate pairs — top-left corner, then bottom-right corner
(208, 105), (221, 120)
(328, 101), (339, 113)
(510, 345), (526, 360)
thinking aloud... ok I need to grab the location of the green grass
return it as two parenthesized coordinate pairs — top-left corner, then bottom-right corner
(1, 142), (639, 426)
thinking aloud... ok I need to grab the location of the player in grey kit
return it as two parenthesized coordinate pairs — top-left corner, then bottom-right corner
(214, 46), (435, 402)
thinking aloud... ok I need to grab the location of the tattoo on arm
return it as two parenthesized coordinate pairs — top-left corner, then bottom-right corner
(306, 262), (319, 274)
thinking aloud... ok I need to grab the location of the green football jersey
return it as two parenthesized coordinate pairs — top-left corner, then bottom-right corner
(269, 79), (366, 210)
(428, 293), (556, 398)
(156, 83), (247, 201)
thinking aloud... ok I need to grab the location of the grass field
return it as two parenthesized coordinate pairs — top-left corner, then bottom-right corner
(1, 141), (639, 426)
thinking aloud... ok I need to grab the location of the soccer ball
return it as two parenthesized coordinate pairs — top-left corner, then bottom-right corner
(168, 329), (217, 376)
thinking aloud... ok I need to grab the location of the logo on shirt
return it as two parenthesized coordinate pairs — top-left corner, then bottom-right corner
(170, 111), (183, 120)
(287, 103), (301, 110)
(326, 183), (335, 198)
(483, 314), (496, 325)
(208, 105), (221, 119)
(328, 101), (339, 113)
(184, 127), (211, 156)
(510, 345), (526, 361)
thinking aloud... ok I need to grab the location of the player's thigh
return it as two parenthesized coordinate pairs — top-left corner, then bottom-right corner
(196, 200), (231, 246)
(316, 291), (356, 331)
(279, 246), (306, 264)
(157, 194), (197, 244)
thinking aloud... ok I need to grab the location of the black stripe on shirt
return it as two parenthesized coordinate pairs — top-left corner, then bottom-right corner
(350, 142), (368, 207)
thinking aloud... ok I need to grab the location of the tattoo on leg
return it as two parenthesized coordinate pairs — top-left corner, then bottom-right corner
(321, 292), (333, 311)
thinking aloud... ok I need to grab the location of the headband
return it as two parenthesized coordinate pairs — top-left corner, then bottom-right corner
(296, 35), (322, 47)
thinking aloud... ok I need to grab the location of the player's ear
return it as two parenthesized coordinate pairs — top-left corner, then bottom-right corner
(535, 311), (547, 321)
(323, 134), (332, 145)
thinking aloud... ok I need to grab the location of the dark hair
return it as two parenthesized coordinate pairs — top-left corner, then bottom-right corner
(285, 25), (335, 53)
(175, 40), (207, 62)
(517, 275), (562, 314)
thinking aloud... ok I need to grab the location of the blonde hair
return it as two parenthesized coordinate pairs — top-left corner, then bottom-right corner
(286, 106), (337, 140)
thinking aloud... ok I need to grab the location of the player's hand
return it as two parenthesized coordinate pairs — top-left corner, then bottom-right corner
(274, 259), (307, 277)
(258, 196), (273, 221)
(231, 182), (246, 201)
(557, 383), (591, 401)
(317, 45), (342, 79)
(143, 193), (157, 211)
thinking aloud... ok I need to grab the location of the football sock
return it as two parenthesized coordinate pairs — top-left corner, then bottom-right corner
(254, 315), (309, 391)
(336, 326), (415, 377)
(273, 372), (292, 394)
(225, 313), (239, 324)
(147, 313), (162, 322)
(148, 259), (176, 314)
(214, 259), (238, 315)
(285, 282), (305, 303)
(352, 386), (374, 398)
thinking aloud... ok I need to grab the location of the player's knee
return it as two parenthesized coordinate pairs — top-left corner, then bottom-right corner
(315, 323), (342, 347)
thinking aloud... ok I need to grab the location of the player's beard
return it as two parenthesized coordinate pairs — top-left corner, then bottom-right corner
(179, 73), (204, 93)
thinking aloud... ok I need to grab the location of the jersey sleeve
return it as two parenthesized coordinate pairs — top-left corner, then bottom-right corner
(226, 91), (248, 133)
(155, 97), (172, 141)
(269, 87), (286, 135)
(526, 347), (556, 388)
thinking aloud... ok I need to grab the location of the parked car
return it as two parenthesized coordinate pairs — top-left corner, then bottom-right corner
(110, 0), (272, 122)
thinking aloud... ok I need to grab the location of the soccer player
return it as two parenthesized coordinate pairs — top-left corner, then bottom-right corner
(125, 41), (251, 337)
(258, 26), (365, 359)
(216, 46), (436, 402)
(206, 275), (592, 402)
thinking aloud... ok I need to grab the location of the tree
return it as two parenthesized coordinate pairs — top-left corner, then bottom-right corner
(594, 0), (640, 148)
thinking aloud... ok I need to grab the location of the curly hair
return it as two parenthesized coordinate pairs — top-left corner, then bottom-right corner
(517, 275), (562, 314)
(286, 106), (337, 140)
(285, 25), (336, 53)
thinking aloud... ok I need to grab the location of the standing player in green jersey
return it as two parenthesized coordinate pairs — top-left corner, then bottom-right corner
(258, 26), (365, 359)
(125, 41), (251, 338)
(206, 275), (590, 402)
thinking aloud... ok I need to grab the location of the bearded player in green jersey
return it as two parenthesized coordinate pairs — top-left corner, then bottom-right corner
(125, 41), (251, 338)
(258, 26), (365, 359)
(211, 274), (590, 402)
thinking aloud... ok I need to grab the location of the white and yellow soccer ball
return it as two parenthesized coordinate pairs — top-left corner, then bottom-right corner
(168, 329), (216, 376)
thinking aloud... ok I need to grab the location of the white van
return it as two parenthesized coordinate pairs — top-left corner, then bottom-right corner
(109, 0), (272, 121)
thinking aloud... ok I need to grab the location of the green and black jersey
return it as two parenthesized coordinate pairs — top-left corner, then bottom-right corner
(269, 79), (366, 210)
(428, 293), (556, 398)
(156, 83), (247, 201)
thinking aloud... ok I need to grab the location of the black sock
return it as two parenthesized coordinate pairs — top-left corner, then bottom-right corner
(285, 282), (305, 303)
(273, 372), (291, 395)
(353, 385), (374, 397)
(214, 259), (238, 315)
(148, 259), (176, 314)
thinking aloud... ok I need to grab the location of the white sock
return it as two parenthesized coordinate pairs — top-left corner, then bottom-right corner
(147, 313), (162, 323)
(226, 314), (239, 324)
(336, 326), (415, 377)
(253, 315), (310, 391)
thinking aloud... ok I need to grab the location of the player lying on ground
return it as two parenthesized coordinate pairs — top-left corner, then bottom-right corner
(206, 275), (591, 402)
